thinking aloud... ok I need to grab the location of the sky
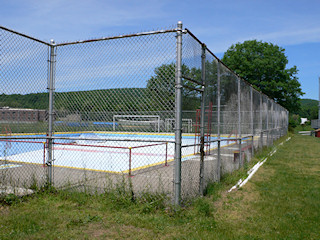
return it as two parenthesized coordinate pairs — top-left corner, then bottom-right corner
(0, 0), (319, 100)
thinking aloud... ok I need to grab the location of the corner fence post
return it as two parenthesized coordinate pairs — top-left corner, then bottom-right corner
(199, 43), (206, 195)
(174, 21), (183, 207)
(47, 40), (56, 186)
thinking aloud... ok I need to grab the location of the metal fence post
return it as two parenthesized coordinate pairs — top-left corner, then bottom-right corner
(199, 44), (206, 195)
(217, 61), (221, 181)
(277, 105), (281, 138)
(250, 87), (254, 158)
(286, 109), (289, 134)
(174, 21), (183, 206)
(47, 40), (56, 185)
(266, 99), (269, 146)
(271, 101), (274, 144)
(238, 77), (242, 168)
(260, 94), (263, 148)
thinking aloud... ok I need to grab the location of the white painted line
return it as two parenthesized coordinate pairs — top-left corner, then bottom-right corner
(239, 160), (265, 188)
(0, 164), (22, 170)
(228, 179), (243, 192)
(269, 149), (277, 156)
(228, 136), (290, 192)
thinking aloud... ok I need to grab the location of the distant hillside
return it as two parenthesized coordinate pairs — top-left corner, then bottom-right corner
(0, 88), (148, 112)
(0, 87), (199, 113)
(0, 93), (48, 109)
(298, 98), (319, 119)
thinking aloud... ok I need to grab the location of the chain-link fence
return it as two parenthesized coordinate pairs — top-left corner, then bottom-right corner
(0, 22), (288, 205)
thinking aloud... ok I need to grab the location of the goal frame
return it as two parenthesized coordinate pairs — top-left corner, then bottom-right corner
(113, 115), (161, 132)
(165, 118), (193, 133)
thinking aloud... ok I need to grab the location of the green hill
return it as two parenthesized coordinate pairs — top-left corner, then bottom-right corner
(0, 93), (48, 109)
(0, 87), (200, 113)
(297, 98), (318, 119)
(0, 88), (148, 112)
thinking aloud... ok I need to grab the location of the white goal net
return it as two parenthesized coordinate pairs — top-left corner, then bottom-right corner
(113, 115), (161, 132)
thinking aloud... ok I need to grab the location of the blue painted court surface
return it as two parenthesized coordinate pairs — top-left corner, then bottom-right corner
(0, 132), (222, 173)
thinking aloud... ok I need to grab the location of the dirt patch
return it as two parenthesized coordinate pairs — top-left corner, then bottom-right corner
(0, 205), (10, 216)
(84, 222), (154, 239)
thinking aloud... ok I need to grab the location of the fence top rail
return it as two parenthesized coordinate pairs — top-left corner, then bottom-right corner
(0, 25), (51, 46)
(185, 28), (246, 85)
(184, 27), (287, 112)
(55, 28), (177, 47)
(0, 25), (177, 47)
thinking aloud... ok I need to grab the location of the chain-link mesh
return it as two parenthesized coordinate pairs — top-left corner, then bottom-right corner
(252, 88), (262, 149)
(52, 31), (178, 199)
(0, 24), (289, 204)
(203, 52), (219, 187)
(179, 33), (203, 198)
(0, 27), (49, 190)
(179, 30), (288, 200)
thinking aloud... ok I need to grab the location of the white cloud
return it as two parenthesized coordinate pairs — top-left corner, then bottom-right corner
(254, 27), (320, 45)
(197, 25), (320, 55)
(0, 0), (170, 43)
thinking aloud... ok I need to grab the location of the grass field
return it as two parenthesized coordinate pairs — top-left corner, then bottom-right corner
(0, 134), (319, 239)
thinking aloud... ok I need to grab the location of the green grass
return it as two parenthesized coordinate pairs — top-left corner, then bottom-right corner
(294, 124), (314, 133)
(214, 134), (320, 239)
(0, 134), (319, 239)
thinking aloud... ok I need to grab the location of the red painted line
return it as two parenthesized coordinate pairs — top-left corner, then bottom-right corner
(131, 152), (174, 157)
(130, 142), (167, 149)
(53, 146), (174, 157)
(53, 147), (106, 153)
(56, 142), (168, 150)
(55, 142), (128, 149)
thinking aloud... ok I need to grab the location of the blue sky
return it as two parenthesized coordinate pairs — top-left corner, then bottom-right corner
(0, 0), (319, 100)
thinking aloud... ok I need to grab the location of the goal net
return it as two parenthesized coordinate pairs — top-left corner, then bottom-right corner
(113, 115), (161, 132)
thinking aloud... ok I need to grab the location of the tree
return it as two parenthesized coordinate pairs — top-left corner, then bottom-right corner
(146, 64), (176, 111)
(222, 40), (304, 112)
(146, 63), (203, 111)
